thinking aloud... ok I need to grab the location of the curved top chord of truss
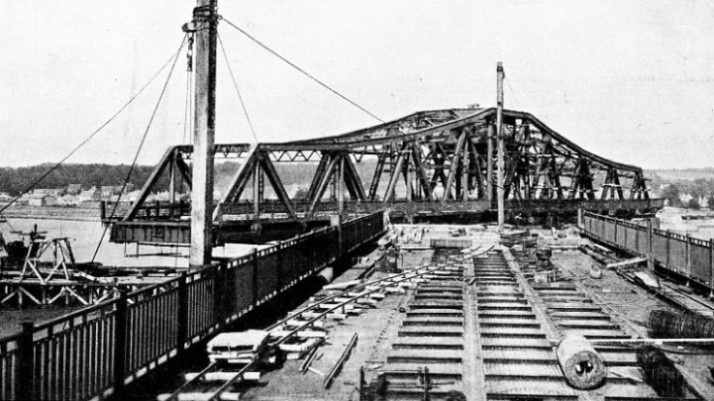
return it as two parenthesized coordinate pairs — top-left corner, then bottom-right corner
(109, 106), (660, 246)
(264, 107), (642, 174)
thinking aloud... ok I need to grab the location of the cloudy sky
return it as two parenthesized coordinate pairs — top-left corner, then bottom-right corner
(1, 0), (713, 169)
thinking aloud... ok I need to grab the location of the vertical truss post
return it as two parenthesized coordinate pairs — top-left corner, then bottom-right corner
(338, 153), (345, 215)
(260, 153), (298, 219)
(487, 123), (494, 206)
(368, 153), (387, 201)
(169, 151), (176, 204)
(308, 154), (340, 217)
(343, 154), (367, 202)
(430, 144), (449, 198)
(442, 131), (466, 203)
(306, 152), (330, 204)
(601, 169), (613, 200)
(611, 169), (623, 199)
(412, 143), (434, 201)
(384, 149), (406, 203)
(253, 161), (261, 219)
(462, 131), (470, 200)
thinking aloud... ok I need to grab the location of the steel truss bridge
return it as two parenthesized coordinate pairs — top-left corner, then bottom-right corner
(108, 106), (662, 245)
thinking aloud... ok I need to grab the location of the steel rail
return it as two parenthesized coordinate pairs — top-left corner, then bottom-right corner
(163, 361), (220, 401)
(265, 263), (435, 331)
(165, 262), (446, 401)
(271, 265), (442, 347)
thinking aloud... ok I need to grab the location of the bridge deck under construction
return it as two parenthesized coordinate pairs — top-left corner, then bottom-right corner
(144, 224), (714, 401)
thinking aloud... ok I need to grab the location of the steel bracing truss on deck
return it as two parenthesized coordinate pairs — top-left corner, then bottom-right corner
(109, 107), (662, 245)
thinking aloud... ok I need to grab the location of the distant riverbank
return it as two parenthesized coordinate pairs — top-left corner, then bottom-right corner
(0, 205), (100, 221)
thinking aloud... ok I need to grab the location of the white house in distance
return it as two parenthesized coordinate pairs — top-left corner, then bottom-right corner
(24, 193), (58, 207)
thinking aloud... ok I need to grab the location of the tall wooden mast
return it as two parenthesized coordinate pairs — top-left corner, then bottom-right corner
(189, 0), (218, 268)
(496, 62), (505, 231)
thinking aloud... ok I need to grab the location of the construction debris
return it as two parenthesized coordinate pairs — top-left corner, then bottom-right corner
(606, 257), (647, 270)
(636, 345), (685, 398)
(556, 334), (607, 390)
(648, 309), (714, 339)
(323, 333), (359, 389)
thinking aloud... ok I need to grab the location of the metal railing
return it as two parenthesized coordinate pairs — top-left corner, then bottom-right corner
(0, 211), (385, 400)
(581, 210), (714, 291)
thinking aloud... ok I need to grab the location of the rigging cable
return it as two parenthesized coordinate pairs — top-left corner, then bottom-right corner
(183, 33), (194, 145)
(182, 33), (195, 197)
(0, 36), (188, 216)
(218, 32), (259, 143)
(220, 16), (385, 123)
(91, 35), (187, 263)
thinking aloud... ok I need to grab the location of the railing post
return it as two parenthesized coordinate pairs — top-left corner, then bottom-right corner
(276, 241), (283, 291)
(709, 238), (714, 299)
(252, 248), (259, 305)
(214, 262), (226, 327)
(685, 235), (692, 287)
(577, 208), (583, 230)
(177, 272), (188, 351)
(647, 219), (654, 271)
(113, 290), (128, 398)
(17, 321), (34, 400)
(331, 215), (343, 257)
(666, 232), (672, 272)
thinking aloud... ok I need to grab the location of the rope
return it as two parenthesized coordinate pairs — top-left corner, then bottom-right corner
(218, 33), (259, 143)
(91, 35), (187, 263)
(183, 47), (193, 145)
(220, 17), (385, 123)
(0, 37), (188, 216)
(182, 35), (194, 196)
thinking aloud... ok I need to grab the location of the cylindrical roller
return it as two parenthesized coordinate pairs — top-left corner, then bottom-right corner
(556, 334), (607, 389)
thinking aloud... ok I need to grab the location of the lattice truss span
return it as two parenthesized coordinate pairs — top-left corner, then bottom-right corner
(110, 107), (660, 242)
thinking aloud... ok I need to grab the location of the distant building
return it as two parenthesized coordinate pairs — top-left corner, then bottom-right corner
(101, 186), (120, 199)
(77, 187), (99, 205)
(25, 194), (57, 207)
(57, 195), (80, 206)
(33, 188), (63, 197)
(66, 184), (82, 195)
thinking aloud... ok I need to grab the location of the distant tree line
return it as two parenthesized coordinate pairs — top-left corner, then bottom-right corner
(0, 158), (380, 198)
(0, 164), (159, 196)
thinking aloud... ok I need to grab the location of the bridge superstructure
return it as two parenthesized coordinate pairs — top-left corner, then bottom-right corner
(108, 106), (662, 245)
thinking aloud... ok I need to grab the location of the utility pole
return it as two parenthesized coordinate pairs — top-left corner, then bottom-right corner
(189, 0), (218, 269)
(496, 62), (505, 231)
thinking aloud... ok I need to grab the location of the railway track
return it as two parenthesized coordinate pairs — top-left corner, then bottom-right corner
(158, 244), (705, 400)
(367, 247), (703, 400)
(157, 264), (445, 401)
(376, 248), (469, 400)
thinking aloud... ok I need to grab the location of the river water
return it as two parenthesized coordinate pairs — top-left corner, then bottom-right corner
(0, 217), (258, 336)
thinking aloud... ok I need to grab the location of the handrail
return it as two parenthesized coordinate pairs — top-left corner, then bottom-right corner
(0, 210), (386, 400)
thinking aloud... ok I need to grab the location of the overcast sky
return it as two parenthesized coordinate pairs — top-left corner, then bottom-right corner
(1, 0), (713, 169)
